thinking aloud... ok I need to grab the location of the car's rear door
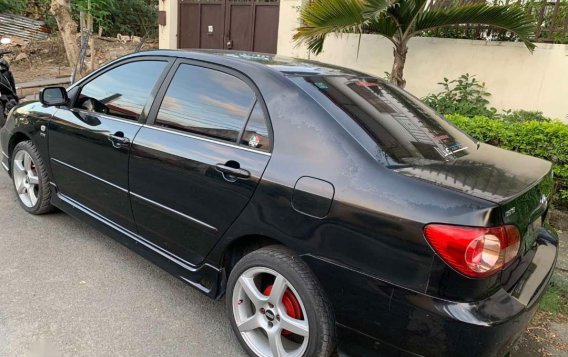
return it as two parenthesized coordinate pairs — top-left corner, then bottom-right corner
(49, 57), (173, 232)
(129, 59), (272, 265)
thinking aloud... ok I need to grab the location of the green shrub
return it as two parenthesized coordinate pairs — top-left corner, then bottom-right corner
(0, 0), (26, 13)
(423, 74), (497, 118)
(447, 114), (568, 209)
(500, 109), (550, 123)
(424, 74), (554, 122)
(2, 0), (158, 38)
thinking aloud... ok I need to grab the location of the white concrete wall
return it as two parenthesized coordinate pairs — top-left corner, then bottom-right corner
(159, 0), (178, 50)
(278, 0), (568, 121)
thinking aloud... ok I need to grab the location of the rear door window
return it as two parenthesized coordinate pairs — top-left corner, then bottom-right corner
(155, 64), (256, 143)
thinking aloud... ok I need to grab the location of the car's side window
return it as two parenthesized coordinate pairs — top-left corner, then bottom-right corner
(240, 102), (271, 152)
(155, 64), (256, 143)
(75, 60), (167, 121)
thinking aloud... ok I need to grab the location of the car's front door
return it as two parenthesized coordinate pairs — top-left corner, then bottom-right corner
(49, 58), (172, 231)
(129, 61), (272, 265)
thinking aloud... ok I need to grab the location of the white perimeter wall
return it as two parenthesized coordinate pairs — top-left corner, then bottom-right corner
(278, 0), (568, 121)
(159, 0), (178, 50)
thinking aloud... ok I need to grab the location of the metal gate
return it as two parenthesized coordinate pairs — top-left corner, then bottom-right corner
(178, 0), (280, 53)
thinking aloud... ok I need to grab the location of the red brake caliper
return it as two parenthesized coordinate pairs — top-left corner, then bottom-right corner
(263, 285), (303, 335)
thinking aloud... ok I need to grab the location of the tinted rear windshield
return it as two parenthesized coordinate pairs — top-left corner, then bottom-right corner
(300, 75), (476, 166)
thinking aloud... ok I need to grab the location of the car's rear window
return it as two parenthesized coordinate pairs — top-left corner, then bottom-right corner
(300, 75), (476, 166)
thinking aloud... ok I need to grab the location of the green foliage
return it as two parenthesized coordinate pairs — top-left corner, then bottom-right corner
(73, 0), (115, 29)
(419, 0), (568, 45)
(424, 74), (554, 122)
(107, 0), (158, 37)
(0, 0), (26, 14)
(294, 0), (537, 53)
(423, 74), (497, 117)
(0, 0), (158, 38)
(447, 114), (568, 208)
(500, 109), (550, 123)
(539, 273), (568, 316)
(73, 0), (157, 37)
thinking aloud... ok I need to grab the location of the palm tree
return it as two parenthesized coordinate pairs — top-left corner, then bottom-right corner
(294, 0), (536, 87)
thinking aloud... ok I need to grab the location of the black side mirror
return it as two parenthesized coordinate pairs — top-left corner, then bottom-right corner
(40, 87), (69, 107)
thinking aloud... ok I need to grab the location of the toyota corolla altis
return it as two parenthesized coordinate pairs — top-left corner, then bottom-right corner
(0, 50), (558, 356)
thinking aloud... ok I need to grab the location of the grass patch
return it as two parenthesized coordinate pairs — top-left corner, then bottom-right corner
(540, 285), (568, 315)
(539, 273), (568, 321)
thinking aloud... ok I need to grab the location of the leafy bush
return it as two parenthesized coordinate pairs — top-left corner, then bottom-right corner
(107, 0), (158, 37)
(0, 0), (26, 14)
(424, 74), (555, 122)
(423, 74), (497, 117)
(1, 0), (158, 38)
(500, 109), (550, 123)
(447, 114), (568, 208)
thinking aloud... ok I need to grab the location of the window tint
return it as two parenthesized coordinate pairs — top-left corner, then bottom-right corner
(156, 64), (255, 142)
(240, 102), (270, 152)
(303, 76), (476, 166)
(76, 61), (167, 121)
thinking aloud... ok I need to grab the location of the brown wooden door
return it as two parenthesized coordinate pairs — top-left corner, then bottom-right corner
(179, 0), (280, 53)
(179, 0), (225, 49)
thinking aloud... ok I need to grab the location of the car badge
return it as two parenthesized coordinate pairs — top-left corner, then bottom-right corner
(248, 134), (260, 148)
(505, 207), (516, 217)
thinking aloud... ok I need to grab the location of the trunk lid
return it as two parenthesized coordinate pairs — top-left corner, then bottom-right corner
(395, 143), (554, 251)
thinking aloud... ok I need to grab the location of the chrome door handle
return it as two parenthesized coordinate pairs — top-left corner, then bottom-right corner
(215, 163), (250, 180)
(108, 133), (130, 149)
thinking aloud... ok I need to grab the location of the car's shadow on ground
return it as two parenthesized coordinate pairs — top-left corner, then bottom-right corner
(0, 174), (245, 356)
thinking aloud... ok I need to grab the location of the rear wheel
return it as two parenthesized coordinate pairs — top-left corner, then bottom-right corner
(226, 245), (335, 357)
(12, 141), (54, 214)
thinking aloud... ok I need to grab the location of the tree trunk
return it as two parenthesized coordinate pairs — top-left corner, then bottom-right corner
(50, 0), (79, 68)
(390, 42), (408, 88)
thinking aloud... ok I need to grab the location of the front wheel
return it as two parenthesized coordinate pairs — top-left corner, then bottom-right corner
(12, 141), (54, 214)
(226, 245), (336, 357)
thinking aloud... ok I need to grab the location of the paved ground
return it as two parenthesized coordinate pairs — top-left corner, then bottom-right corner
(0, 174), (246, 357)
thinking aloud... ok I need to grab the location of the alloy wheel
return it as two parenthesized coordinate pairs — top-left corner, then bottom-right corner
(13, 150), (40, 208)
(233, 267), (310, 357)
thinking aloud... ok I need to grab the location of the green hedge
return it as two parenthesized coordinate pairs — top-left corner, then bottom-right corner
(447, 115), (568, 209)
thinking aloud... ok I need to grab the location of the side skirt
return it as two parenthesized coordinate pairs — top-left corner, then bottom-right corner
(50, 185), (222, 299)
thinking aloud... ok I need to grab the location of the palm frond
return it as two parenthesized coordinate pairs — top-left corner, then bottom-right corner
(363, 0), (396, 21)
(363, 16), (400, 40)
(414, 4), (536, 50)
(294, 0), (386, 54)
(393, 0), (429, 32)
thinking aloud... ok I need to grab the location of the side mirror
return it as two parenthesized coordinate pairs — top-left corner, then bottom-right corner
(40, 87), (69, 107)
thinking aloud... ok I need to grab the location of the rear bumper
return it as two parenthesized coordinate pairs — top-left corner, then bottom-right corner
(305, 228), (558, 357)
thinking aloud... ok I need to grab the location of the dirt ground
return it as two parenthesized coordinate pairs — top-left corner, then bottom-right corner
(3, 36), (568, 356)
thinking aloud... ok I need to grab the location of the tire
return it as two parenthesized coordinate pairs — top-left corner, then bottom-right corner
(0, 105), (5, 127)
(226, 245), (336, 357)
(11, 141), (54, 215)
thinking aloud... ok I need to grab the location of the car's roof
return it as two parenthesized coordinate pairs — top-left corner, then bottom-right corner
(129, 49), (369, 77)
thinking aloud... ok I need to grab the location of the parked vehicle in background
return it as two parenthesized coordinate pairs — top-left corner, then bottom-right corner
(0, 50), (558, 357)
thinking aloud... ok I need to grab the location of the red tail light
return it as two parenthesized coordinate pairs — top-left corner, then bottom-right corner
(424, 224), (521, 278)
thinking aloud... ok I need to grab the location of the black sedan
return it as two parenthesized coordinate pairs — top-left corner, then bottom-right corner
(0, 50), (558, 357)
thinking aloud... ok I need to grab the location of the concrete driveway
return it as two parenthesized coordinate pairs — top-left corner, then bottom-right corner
(0, 173), (246, 356)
